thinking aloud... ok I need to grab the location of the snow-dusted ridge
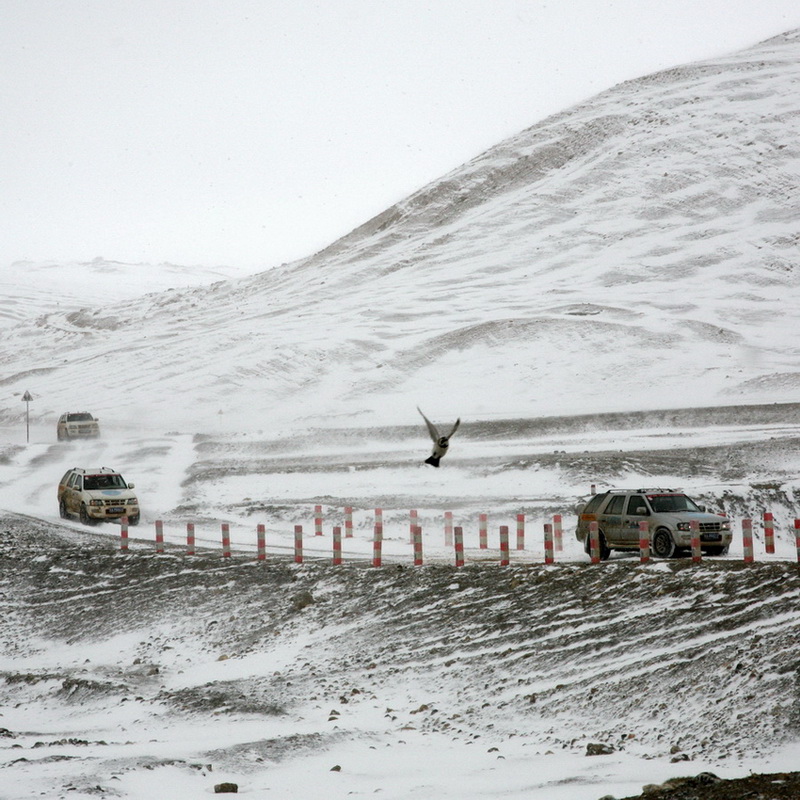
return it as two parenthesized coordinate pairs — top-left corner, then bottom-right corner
(2, 30), (800, 431)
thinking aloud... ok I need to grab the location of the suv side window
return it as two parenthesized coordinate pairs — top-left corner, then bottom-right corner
(68, 473), (81, 490)
(626, 495), (649, 515)
(605, 495), (625, 514)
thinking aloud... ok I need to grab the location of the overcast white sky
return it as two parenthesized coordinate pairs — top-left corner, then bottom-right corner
(2, 1), (799, 271)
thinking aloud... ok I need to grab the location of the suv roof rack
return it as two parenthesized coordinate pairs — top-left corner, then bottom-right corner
(636, 487), (678, 493)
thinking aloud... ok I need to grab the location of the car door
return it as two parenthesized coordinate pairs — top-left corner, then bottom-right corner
(66, 473), (82, 513)
(599, 493), (626, 545)
(621, 494), (650, 546)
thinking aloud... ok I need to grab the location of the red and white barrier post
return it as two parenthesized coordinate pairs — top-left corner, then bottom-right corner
(345, 506), (353, 538)
(543, 523), (554, 565)
(553, 514), (563, 552)
(499, 525), (510, 566)
(257, 523), (266, 561)
(639, 520), (650, 564)
(155, 519), (164, 554)
(120, 516), (129, 552)
(454, 525), (464, 568)
(332, 525), (342, 566)
(764, 512), (775, 555)
(314, 505), (323, 536)
(516, 513), (525, 551)
(186, 522), (195, 556)
(294, 524), (303, 564)
(479, 513), (488, 549)
(373, 509), (383, 568)
(410, 509), (418, 543)
(690, 519), (701, 563)
(590, 484), (596, 495)
(413, 524), (423, 566)
(221, 523), (231, 558)
(589, 521), (600, 564)
(444, 511), (453, 547)
(794, 519), (800, 563)
(742, 518), (754, 563)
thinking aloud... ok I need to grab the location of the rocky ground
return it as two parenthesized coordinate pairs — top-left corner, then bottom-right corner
(1, 510), (799, 798)
(615, 770), (800, 799)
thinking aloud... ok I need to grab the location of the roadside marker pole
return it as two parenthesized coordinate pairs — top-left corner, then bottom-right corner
(221, 523), (231, 558)
(589, 521), (600, 564)
(294, 524), (303, 564)
(795, 519), (800, 563)
(186, 522), (195, 556)
(499, 525), (510, 566)
(590, 484), (596, 495)
(639, 520), (650, 563)
(257, 524), (266, 561)
(373, 510), (383, 568)
(454, 526), (464, 567)
(690, 519), (702, 563)
(315, 505), (323, 536)
(344, 506), (353, 538)
(479, 513), (488, 549)
(543, 523), (554, 564)
(444, 511), (453, 547)
(742, 518), (754, 563)
(410, 509), (418, 544)
(764, 512), (775, 554)
(120, 517), (129, 552)
(332, 526), (342, 566)
(155, 520), (164, 554)
(553, 514), (563, 552)
(413, 524), (423, 566)
(516, 513), (525, 551)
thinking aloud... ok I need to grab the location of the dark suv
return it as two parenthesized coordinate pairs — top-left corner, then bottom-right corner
(575, 488), (731, 559)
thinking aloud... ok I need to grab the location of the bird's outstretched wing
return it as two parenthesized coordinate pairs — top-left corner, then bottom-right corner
(446, 418), (461, 438)
(417, 406), (440, 442)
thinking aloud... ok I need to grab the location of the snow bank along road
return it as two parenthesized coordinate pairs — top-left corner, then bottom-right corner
(0, 513), (798, 798)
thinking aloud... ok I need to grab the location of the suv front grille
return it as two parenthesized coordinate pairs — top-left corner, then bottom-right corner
(699, 522), (723, 532)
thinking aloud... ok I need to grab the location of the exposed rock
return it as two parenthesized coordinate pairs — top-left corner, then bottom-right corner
(586, 742), (615, 756)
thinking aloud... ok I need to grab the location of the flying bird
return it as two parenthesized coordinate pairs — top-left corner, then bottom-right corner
(417, 407), (460, 467)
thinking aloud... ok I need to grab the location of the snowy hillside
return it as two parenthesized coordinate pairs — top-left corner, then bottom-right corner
(2, 30), (800, 432)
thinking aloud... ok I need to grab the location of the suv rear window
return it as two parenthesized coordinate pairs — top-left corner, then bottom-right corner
(582, 494), (606, 513)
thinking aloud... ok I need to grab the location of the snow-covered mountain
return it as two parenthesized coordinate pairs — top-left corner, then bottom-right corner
(2, 30), (800, 433)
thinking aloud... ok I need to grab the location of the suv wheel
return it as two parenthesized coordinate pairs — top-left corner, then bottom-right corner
(127, 514), (140, 526)
(652, 528), (676, 558)
(79, 503), (96, 526)
(584, 529), (611, 560)
(59, 498), (68, 519)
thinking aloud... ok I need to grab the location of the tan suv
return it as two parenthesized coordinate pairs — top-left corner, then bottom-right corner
(58, 467), (139, 526)
(57, 412), (100, 440)
(575, 488), (731, 559)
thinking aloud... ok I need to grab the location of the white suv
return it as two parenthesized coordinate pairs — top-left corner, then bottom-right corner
(57, 412), (100, 440)
(58, 467), (139, 526)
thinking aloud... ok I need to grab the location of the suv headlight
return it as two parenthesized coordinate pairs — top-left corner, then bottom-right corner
(89, 499), (104, 507)
(721, 520), (731, 531)
(676, 522), (691, 531)
(128, 498), (138, 505)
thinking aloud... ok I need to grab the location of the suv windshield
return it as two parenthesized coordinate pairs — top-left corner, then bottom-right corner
(84, 474), (127, 490)
(647, 494), (701, 513)
(68, 413), (94, 421)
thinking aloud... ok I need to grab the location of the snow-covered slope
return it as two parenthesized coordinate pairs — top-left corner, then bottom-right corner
(2, 30), (800, 432)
